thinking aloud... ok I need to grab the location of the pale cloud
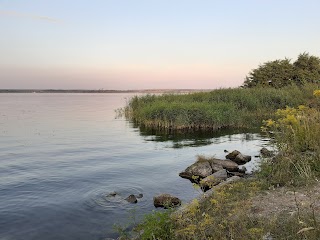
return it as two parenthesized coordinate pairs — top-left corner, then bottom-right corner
(0, 10), (63, 23)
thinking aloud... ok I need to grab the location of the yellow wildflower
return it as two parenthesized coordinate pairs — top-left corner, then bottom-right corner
(313, 89), (320, 97)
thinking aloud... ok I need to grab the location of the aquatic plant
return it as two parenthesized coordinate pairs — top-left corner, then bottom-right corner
(124, 84), (318, 132)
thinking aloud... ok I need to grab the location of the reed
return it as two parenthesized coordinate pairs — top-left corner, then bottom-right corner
(125, 84), (317, 132)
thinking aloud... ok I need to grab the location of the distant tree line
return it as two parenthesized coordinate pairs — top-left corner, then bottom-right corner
(243, 53), (320, 88)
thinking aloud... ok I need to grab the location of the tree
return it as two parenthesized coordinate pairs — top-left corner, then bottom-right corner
(243, 53), (320, 88)
(293, 52), (320, 85)
(243, 59), (294, 88)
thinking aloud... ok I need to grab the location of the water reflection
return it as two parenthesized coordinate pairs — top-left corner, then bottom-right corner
(131, 122), (265, 148)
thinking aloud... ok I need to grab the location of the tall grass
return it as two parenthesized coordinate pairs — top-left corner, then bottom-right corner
(125, 84), (317, 132)
(259, 100), (320, 186)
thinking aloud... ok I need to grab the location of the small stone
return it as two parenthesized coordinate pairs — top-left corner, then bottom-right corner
(136, 193), (143, 198)
(238, 166), (247, 173)
(107, 191), (117, 197)
(125, 194), (137, 203)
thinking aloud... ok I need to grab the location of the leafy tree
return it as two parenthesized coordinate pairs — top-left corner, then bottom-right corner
(243, 53), (320, 88)
(293, 52), (320, 85)
(243, 59), (294, 88)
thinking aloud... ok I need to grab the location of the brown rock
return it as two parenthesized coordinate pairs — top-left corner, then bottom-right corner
(153, 194), (181, 208)
(226, 150), (241, 160)
(234, 153), (251, 164)
(179, 160), (213, 181)
(208, 158), (239, 172)
(260, 147), (274, 157)
(125, 194), (137, 204)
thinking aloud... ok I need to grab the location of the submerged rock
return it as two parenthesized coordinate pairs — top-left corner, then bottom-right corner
(107, 191), (117, 197)
(136, 193), (143, 199)
(125, 194), (138, 204)
(153, 193), (181, 208)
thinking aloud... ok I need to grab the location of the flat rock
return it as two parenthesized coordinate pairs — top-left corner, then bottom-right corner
(153, 193), (181, 208)
(208, 158), (239, 172)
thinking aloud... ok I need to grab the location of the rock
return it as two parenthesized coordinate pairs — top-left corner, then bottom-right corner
(233, 153), (251, 164)
(228, 171), (246, 178)
(200, 169), (228, 190)
(153, 194), (181, 208)
(179, 160), (213, 181)
(125, 194), (137, 204)
(225, 150), (241, 160)
(107, 191), (117, 197)
(211, 163), (224, 172)
(224, 149), (229, 153)
(209, 158), (239, 172)
(136, 193), (143, 198)
(238, 166), (247, 174)
(260, 147), (274, 157)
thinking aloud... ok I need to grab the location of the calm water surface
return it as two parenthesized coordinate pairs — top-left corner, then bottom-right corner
(0, 93), (269, 240)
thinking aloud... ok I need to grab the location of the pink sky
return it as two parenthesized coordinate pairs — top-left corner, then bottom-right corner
(1, 1), (320, 89)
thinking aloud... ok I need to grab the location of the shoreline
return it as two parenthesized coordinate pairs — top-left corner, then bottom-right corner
(0, 89), (212, 94)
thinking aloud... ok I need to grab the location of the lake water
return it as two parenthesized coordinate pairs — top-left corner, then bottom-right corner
(0, 93), (269, 240)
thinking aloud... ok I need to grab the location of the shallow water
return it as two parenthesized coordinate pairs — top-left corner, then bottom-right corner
(0, 93), (269, 239)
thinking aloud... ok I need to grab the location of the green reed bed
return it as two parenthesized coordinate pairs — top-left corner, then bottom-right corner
(125, 84), (316, 132)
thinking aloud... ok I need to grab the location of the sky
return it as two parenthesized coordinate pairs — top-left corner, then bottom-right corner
(0, 0), (320, 90)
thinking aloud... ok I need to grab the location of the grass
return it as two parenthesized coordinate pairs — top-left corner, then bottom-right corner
(124, 84), (318, 132)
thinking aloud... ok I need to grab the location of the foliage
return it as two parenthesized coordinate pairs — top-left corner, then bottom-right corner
(243, 58), (294, 88)
(135, 209), (175, 240)
(260, 91), (320, 186)
(243, 53), (320, 88)
(124, 84), (317, 132)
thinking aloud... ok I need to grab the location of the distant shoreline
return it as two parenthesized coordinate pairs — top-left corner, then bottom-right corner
(0, 89), (212, 94)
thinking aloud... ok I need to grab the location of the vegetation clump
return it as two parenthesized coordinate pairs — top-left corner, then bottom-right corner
(125, 84), (317, 132)
(243, 53), (320, 88)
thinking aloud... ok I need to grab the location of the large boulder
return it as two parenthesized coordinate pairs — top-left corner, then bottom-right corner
(153, 194), (181, 208)
(200, 169), (228, 190)
(179, 158), (240, 182)
(179, 160), (213, 181)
